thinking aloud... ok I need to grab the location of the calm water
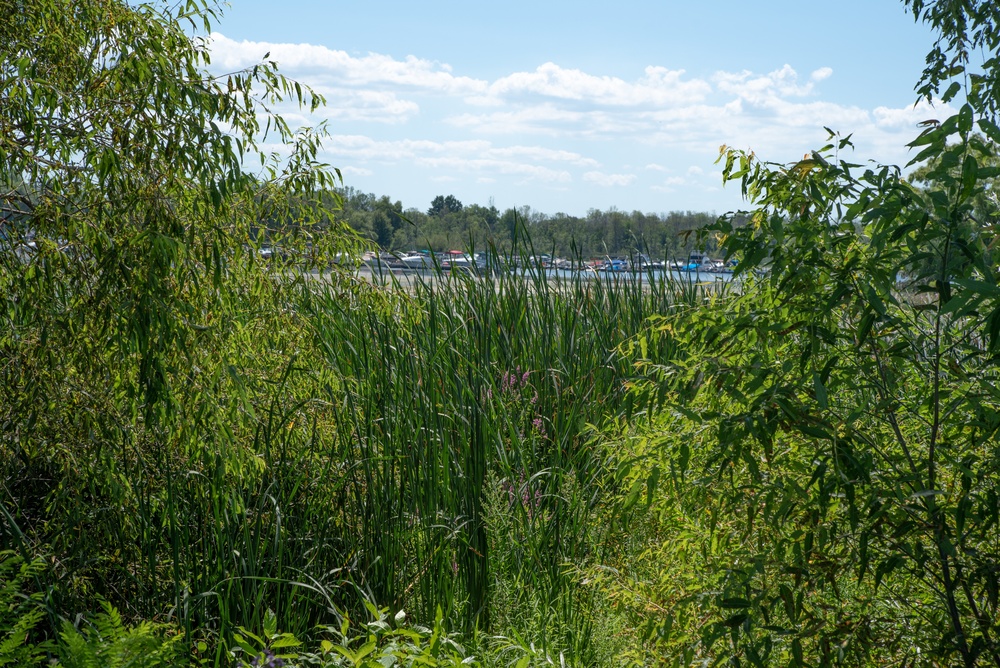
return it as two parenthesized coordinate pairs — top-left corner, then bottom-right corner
(350, 265), (737, 287)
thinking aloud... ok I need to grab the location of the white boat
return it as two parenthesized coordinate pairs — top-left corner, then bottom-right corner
(397, 253), (434, 269)
(440, 251), (473, 269)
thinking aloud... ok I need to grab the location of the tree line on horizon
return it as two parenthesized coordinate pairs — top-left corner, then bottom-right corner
(285, 187), (726, 260)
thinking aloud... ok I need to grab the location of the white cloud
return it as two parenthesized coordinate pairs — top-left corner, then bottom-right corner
(872, 99), (948, 128)
(486, 146), (598, 167)
(713, 64), (824, 105)
(583, 171), (636, 187)
(649, 176), (686, 193)
(308, 89), (419, 123)
(325, 136), (594, 167)
(206, 32), (952, 212)
(208, 33), (487, 95)
(421, 157), (572, 182)
(447, 104), (585, 134)
(480, 63), (710, 107)
(811, 67), (834, 82)
(322, 136), (576, 183)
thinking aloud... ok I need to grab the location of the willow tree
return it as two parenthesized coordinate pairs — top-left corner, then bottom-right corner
(0, 0), (359, 642)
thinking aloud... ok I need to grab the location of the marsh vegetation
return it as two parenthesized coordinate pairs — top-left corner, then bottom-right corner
(5, 0), (1000, 666)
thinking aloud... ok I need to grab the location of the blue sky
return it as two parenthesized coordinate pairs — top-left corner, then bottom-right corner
(208, 1), (944, 216)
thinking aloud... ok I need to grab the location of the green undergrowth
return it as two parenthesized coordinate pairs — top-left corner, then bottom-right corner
(2, 225), (721, 666)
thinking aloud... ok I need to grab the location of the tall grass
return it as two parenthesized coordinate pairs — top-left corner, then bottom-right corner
(1, 223), (721, 663)
(299, 233), (708, 660)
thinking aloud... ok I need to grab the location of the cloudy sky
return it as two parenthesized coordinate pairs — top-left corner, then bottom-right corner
(208, 0), (945, 216)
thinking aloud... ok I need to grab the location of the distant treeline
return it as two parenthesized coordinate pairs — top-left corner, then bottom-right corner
(287, 187), (730, 259)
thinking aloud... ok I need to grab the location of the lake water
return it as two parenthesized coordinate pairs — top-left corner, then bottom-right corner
(354, 265), (737, 285)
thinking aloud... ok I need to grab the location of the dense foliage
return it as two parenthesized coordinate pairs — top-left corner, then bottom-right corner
(7, 0), (1000, 666)
(1, 0), (360, 658)
(590, 2), (1000, 665)
(1, 6), (691, 665)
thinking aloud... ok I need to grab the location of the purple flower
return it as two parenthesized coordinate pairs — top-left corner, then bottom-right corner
(244, 650), (284, 668)
(499, 366), (531, 394)
(505, 471), (543, 520)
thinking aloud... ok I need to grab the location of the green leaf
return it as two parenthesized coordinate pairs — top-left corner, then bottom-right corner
(232, 633), (258, 656)
(334, 645), (357, 662)
(723, 612), (749, 628)
(719, 597), (751, 609)
(270, 635), (300, 649)
(796, 424), (834, 441)
(989, 309), (1000, 353)
(959, 103), (974, 133)
(812, 372), (828, 409)
(952, 278), (1000, 297)
(978, 117), (1000, 144)
(645, 466), (660, 508)
(961, 153), (979, 198)
(907, 126), (940, 147)
(621, 477), (643, 512)
(354, 640), (377, 662)
(943, 80), (962, 102)
(792, 639), (804, 665)
(263, 609), (277, 638)
(677, 442), (690, 478)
